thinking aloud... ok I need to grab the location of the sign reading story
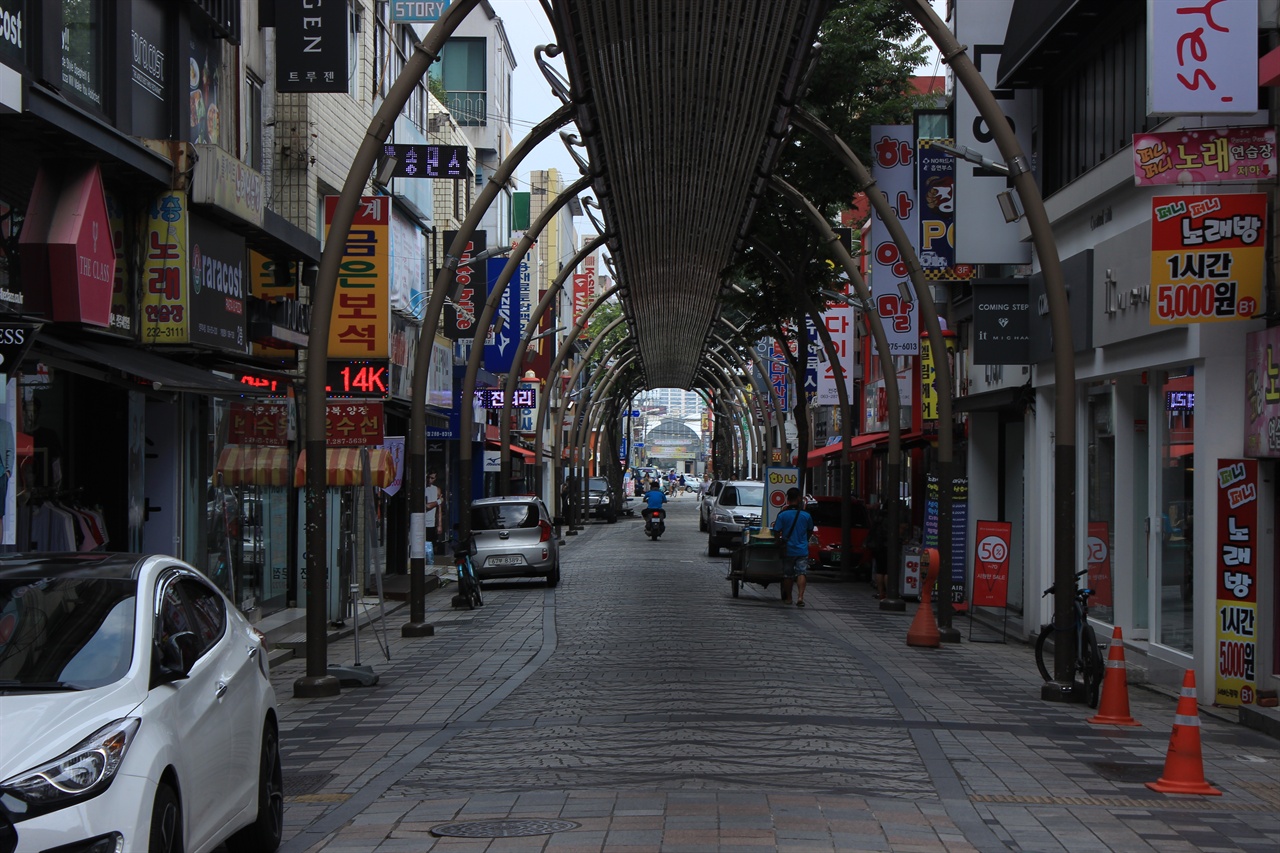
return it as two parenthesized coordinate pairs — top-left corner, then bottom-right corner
(1148, 0), (1258, 116)
(325, 196), (389, 359)
(1214, 459), (1258, 707)
(1134, 126), (1276, 186)
(276, 0), (348, 93)
(1244, 325), (1280, 458)
(1149, 193), (1265, 326)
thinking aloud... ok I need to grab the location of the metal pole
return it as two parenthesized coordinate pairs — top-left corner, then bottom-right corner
(297, 0), (482, 697)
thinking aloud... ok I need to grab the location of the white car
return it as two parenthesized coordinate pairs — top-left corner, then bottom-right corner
(0, 553), (282, 853)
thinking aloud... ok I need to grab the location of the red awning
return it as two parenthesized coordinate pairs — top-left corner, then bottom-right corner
(805, 432), (926, 467)
(293, 448), (396, 488)
(215, 445), (291, 487)
(487, 440), (536, 461)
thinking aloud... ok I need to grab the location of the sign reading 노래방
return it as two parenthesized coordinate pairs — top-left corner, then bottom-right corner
(1215, 459), (1258, 707)
(275, 0), (347, 93)
(1133, 126), (1276, 186)
(1149, 193), (1265, 326)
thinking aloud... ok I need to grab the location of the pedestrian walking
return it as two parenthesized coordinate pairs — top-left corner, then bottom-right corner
(425, 469), (444, 563)
(771, 487), (814, 607)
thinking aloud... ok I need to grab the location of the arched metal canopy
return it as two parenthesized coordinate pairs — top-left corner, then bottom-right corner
(551, 1), (830, 387)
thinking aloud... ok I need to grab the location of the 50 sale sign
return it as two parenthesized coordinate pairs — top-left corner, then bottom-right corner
(1150, 193), (1265, 326)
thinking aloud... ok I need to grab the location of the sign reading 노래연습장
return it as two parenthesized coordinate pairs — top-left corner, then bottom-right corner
(1133, 126), (1275, 186)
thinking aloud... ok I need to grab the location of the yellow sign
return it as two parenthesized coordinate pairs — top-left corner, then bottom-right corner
(771, 448), (783, 463)
(325, 196), (390, 359)
(141, 192), (191, 344)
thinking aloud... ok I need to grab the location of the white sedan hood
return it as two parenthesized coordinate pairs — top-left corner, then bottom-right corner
(0, 680), (146, 779)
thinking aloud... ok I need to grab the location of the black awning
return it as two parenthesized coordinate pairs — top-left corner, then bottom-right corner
(33, 336), (270, 397)
(954, 385), (1032, 414)
(998, 0), (1116, 88)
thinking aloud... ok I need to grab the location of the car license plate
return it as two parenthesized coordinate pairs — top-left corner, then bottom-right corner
(487, 555), (524, 566)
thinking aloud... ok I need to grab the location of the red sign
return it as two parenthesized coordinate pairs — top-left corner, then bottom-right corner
(1085, 521), (1113, 607)
(325, 402), (385, 447)
(971, 520), (1012, 607)
(1215, 458), (1258, 706)
(228, 402), (290, 447)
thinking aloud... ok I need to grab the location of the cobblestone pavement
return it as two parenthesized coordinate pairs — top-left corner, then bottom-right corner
(270, 495), (1280, 852)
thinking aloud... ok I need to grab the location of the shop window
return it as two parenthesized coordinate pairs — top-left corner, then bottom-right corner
(61, 0), (106, 112)
(1158, 369), (1195, 653)
(244, 73), (263, 172)
(1086, 382), (1116, 625)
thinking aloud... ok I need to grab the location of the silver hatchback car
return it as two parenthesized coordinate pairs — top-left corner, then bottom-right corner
(705, 480), (765, 556)
(469, 496), (561, 586)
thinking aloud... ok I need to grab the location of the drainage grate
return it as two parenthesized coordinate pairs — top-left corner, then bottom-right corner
(430, 818), (581, 838)
(284, 772), (333, 797)
(1089, 761), (1162, 783)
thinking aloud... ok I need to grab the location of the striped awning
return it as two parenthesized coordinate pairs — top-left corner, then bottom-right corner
(214, 445), (292, 487)
(293, 448), (396, 488)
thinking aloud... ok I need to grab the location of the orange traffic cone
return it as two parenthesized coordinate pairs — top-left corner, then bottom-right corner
(1145, 669), (1222, 796)
(906, 548), (940, 648)
(1087, 627), (1140, 726)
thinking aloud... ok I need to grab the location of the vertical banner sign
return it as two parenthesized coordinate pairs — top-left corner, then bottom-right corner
(276, 0), (348, 93)
(483, 257), (520, 374)
(971, 520), (1012, 607)
(917, 139), (973, 282)
(803, 315), (820, 400)
(1086, 521), (1113, 607)
(869, 125), (919, 355)
(326, 196), (389, 359)
(919, 334), (956, 423)
(141, 192), (190, 344)
(584, 253), (597, 314)
(1150, 193), (1265, 326)
(571, 265), (589, 336)
(769, 339), (790, 414)
(1215, 459), (1258, 707)
(815, 306), (853, 405)
(924, 473), (969, 605)
(518, 255), (532, 354)
(764, 466), (800, 529)
(443, 230), (485, 340)
(954, 0), (1033, 264)
(380, 436), (405, 496)
(1243, 325), (1280, 458)
(1148, 0), (1258, 116)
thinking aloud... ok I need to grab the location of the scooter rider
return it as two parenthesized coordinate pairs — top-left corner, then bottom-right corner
(643, 483), (667, 537)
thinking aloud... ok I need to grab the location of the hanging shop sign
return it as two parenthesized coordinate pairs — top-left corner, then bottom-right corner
(228, 401), (290, 447)
(924, 473), (969, 606)
(1133, 126), (1275, 186)
(869, 125), (919, 355)
(1148, 0), (1257, 116)
(325, 195), (389, 359)
(1243, 325), (1280, 458)
(188, 213), (247, 353)
(1149, 193), (1265, 326)
(815, 307), (854, 405)
(326, 358), (389, 399)
(971, 280), (1030, 365)
(917, 138), (973, 282)
(1214, 459), (1258, 707)
(140, 191), (189, 343)
(378, 143), (467, 179)
(275, 0), (347, 93)
(325, 401), (385, 447)
(474, 387), (536, 410)
(483, 256), (521, 374)
(971, 520), (1012, 608)
(919, 333), (955, 422)
(442, 230), (485, 340)
(390, 1), (453, 23)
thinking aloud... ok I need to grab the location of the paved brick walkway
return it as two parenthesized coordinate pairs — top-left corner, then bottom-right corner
(269, 495), (1280, 852)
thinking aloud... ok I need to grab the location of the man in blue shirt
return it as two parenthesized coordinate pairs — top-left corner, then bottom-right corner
(643, 483), (667, 535)
(771, 487), (815, 607)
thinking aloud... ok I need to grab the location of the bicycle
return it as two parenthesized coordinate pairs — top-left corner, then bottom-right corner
(451, 530), (484, 610)
(1034, 568), (1105, 708)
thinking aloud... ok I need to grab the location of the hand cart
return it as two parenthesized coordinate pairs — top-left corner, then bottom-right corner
(727, 532), (789, 599)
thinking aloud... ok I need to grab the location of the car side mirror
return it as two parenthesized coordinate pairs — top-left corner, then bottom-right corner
(156, 631), (197, 681)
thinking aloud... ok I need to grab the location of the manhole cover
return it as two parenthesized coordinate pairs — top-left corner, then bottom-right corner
(1089, 761), (1161, 783)
(430, 818), (581, 838)
(284, 772), (333, 796)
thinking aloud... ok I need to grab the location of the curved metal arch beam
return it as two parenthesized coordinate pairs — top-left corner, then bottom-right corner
(769, 175), (906, 606)
(900, 0), (1076, 676)
(695, 367), (746, 478)
(576, 353), (638, 497)
(500, 233), (611, 491)
(458, 174), (593, 517)
(709, 334), (777, 471)
(299, 0), (484, 696)
(711, 314), (785, 456)
(701, 352), (761, 479)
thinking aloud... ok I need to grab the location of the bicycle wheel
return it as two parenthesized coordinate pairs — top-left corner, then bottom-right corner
(1034, 624), (1054, 682)
(1081, 624), (1104, 709)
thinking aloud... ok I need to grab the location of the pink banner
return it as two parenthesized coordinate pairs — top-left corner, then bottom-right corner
(1133, 126), (1275, 186)
(1086, 521), (1113, 607)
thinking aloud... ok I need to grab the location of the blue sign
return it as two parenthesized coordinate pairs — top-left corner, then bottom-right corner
(483, 257), (520, 374)
(630, 409), (641, 418)
(390, 1), (452, 23)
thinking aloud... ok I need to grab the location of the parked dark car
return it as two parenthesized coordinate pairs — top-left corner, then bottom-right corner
(586, 477), (618, 522)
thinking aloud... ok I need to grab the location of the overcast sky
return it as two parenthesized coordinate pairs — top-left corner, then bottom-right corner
(489, 0), (948, 232)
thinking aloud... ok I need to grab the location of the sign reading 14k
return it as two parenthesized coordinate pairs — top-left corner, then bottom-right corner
(1150, 193), (1265, 325)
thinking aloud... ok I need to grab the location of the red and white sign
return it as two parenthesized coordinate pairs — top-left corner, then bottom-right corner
(1133, 126), (1276, 186)
(1149, 193), (1265, 325)
(1148, 0), (1257, 116)
(869, 125), (919, 356)
(228, 402), (290, 447)
(325, 402), (385, 447)
(815, 306), (854, 405)
(1085, 521), (1113, 607)
(971, 520), (1011, 607)
(1215, 459), (1258, 707)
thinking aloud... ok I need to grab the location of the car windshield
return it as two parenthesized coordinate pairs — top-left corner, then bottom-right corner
(721, 485), (764, 507)
(0, 577), (137, 690)
(472, 503), (539, 530)
(588, 478), (609, 492)
(808, 501), (869, 527)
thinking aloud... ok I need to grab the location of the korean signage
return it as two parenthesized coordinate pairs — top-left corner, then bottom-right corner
(1244, 325), (1280, 458)
(228, 401), (290, 447)
(326, 359), (389, 399)
(919, 334), (954, 422)
(325, 196), (389, 358)
(1148, 0), (1257, 116)
(1149, 193), (1265, 326)
(869, 125), (919, 355)
(276, 0), (348, 93)
(390, 1), (453, 22)
(325, 402), (385, 447)
(141, 191), (190, 344)
(815, 306), (854, 405)
(769, 339), (790, 414)
(954, 0), (1033, 265)
(1134, 126), (1275, 186)
(379, 143), (467, 178)
(917, 139), (972, 281)
(474, 387), (536, 409)
(764, 466), (799, 529)
(483, 257), (521, 374)
(971, 281), (1030, 364)
(192, 144), (265, 227)
(188, 213), (247, 353)
(1214, 459), (1258, 706)
(923, 474), (968, 605)
(443, 230), (484, 340)
(971, 520), (1012, 608)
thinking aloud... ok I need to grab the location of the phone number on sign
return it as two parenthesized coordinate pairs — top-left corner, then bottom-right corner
(1154, 282), (1255, 321)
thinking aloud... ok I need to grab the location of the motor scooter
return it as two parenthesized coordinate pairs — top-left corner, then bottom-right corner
(643, 507), (666, 540)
